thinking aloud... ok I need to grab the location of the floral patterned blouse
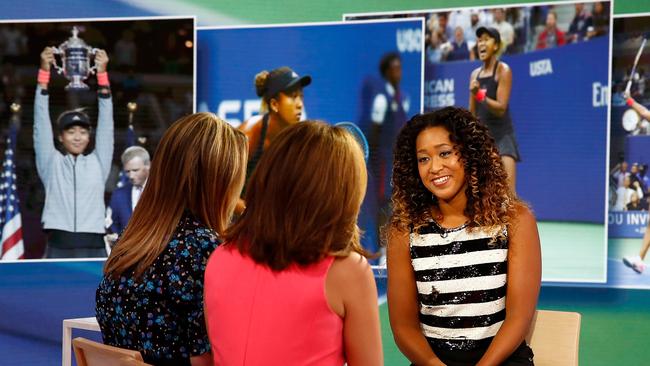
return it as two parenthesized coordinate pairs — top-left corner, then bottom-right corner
(95, 212), (219, 366)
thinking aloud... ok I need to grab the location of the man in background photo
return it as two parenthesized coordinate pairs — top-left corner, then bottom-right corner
(107, 146), (150, 237)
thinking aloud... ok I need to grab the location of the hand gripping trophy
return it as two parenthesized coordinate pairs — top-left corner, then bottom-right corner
(50, 26), (100, 90)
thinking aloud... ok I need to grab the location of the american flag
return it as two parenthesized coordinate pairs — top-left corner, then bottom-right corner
(0, 122), (24, 260)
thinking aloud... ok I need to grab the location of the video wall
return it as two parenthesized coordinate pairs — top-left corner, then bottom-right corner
(2, 0), (650, 289)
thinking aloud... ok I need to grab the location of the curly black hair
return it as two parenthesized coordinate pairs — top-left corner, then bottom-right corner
(390, 106), (522, 235)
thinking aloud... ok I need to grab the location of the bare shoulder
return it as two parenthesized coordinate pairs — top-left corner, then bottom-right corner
(387, 226), (409, 246)
(240, 117), (260, 134)
(470, 67), (481, 79)
(513, 204), (536, 227)
(508, 203), (540, 249)
(331, 252), (372, 280)
(497, 61), (512, 78)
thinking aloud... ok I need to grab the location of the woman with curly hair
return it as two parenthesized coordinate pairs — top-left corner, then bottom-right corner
(386, 107), (541, 365)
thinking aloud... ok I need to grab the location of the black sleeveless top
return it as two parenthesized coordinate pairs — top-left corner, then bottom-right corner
(243, 113), (269, 194)
(409, 220), (508, 351)
(476, 61), (514, 140)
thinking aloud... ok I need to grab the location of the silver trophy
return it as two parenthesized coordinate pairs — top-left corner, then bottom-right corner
(51, 26), (99, 90)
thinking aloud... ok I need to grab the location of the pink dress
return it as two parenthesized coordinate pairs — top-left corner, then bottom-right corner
(204, 244), (345, 366)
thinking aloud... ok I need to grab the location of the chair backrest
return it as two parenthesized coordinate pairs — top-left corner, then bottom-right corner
(525, 310), (581, 366)
(72, 337), (151, 366)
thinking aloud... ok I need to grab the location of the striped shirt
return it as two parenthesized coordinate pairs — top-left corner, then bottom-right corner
(410, 221), (508, 351)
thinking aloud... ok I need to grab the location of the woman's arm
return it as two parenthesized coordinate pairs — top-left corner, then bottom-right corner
(469, 68), (479, 116)
(626, 95), (650, 121)
(93, 49), (114, 183)
(387, 228), (446, 366)
(328, 252), (383, 366)
(33, 47), (57, 182)
(481, 63), (512, 117)
(476, 206), (541, 366)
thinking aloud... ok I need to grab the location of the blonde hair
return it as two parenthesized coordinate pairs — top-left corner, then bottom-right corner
(226, 121), (369, 270)
(104, 112), (248, 278)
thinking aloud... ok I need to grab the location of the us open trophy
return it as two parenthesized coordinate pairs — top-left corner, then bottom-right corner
(51, 26), (99, 90)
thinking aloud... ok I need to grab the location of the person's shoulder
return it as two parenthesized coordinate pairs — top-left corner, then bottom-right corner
(175, 213), (220, 253)
(510, 203), (537, 235)
(497, 61), (512, 74)
(240, 114), (263, 133)
(113, 184), (132, 195)
(330, 252), (372, 281)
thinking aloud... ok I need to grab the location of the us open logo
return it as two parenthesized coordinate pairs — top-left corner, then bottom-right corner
(396, 28), (422, 53)
(529, 59), (553, 77)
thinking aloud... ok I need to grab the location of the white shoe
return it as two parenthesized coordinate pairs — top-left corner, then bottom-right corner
(623, 256), (647, 274)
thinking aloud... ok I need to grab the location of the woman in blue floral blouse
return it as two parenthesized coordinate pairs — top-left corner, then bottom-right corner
(96, 113), (248, 366)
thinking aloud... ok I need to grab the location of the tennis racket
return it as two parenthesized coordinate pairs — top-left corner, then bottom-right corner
(626, 38), (647, 96)
(335, 122), (370, 162)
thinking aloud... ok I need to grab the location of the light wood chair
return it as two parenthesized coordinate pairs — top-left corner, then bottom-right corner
(72, 337), (152, 366)
(526, 310), (582, 366)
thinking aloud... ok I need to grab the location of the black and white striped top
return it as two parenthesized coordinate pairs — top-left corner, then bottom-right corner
(410, 220), (508, 351)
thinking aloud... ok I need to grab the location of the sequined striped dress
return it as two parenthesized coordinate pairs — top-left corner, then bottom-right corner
(410, 220), (508, 352)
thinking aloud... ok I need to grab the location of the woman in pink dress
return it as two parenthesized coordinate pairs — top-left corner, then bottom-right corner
(204, 121), (383, 366)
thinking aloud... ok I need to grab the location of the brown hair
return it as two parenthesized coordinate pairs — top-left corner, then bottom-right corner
(391, 107), (522, 236)
(104, 112), (248, 278)
(225, 121), (368, 270)
(254, 70), (271, 113)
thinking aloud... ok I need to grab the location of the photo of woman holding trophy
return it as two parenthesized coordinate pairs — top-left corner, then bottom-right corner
(0, 18), (194, 260)
(34, 43), (114, 259)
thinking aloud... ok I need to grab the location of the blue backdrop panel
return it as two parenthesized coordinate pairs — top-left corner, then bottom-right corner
(425, 37), (610, 223)
(608, 211), (648, 238)
(625, 135), (650, 166)
(196, 20), (422, 126)
(196, 21), (423, 255)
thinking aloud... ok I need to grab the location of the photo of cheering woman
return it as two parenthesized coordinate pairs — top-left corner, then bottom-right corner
(469, 27), (520, 192)
(236, 66), (311, 213)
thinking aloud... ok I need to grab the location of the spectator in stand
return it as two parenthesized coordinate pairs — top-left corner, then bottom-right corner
(448, 9), (472, 41)
(446, 26), (471, 61)
(643, 193), (650, 211)
(639, 164), (650, 192)
(630, 163), (644, 189)
(468, 10), (483, 44)
(536, 11), (566, 49)
(426, 17), (445, 63)
(567, 3), (593, 43)
(589, 2), (610, 38)
(437, 12), (454, 43)
(626, 191), (643, 211)
(613, 176), (644, 211)
(492, 8), (515, 50)
(468, 10), (484, 59)
(611, 161), (629, 189)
